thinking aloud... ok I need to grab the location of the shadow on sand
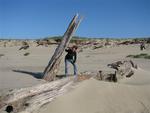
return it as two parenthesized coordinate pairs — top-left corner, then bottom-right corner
(12, 69), (67, 79)
(12, 69), (44, 79)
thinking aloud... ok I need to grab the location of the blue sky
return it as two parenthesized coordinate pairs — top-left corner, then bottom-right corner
(0, 0), (150, 39)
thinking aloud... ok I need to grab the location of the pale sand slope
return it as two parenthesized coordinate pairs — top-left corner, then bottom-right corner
(38, 69), (150, 113)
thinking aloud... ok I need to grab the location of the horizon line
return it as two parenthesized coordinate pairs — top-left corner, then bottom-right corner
(0, 35), (150, 40)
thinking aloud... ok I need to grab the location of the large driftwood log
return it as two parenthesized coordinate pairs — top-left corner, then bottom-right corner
(0, 78), (74, 113)
(96, 60), (137, 82)
(43, 14), (82, 81)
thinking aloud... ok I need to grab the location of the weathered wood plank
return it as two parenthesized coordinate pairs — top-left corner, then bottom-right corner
(43, 14), (82, 81)
(0, 78), (74, 113)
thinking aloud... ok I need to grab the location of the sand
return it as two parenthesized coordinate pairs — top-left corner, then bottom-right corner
(0, 44), (150, 113)
(38, 78), (150, 113)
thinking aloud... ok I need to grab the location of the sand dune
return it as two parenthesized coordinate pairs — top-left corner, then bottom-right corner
(38, 73), (150, 113)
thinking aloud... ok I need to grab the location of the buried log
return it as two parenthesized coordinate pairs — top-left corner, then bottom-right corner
(96, 60), (137, 82)
(108, 60), (137, 78)
(43, 14), (82, 81)
(96, 70), (117, 82)
(0, 78), (75, 113)
(19, 41), (29, 50)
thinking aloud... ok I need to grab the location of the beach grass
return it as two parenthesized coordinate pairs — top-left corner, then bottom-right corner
(127, 53), (150, 59)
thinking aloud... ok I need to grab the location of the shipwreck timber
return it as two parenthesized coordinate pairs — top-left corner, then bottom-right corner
(43, 14), (82, 81)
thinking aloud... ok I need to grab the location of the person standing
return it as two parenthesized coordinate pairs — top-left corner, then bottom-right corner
(140, 42), (146, 50)
(65, 46), (78, 77)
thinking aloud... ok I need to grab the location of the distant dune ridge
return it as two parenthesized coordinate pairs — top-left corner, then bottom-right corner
(0, 38), (150, 113)
(0, 37), (150, 47)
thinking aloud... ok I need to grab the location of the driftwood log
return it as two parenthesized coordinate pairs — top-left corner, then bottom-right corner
(19, 41), (29, 50)
(96, 60), (137, 82)
(0, 78), (74, 113)
(36, 39), (57, 46)
(43, 14), (82, 81)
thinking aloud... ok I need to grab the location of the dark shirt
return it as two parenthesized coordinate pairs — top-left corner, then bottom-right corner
(65, 49), (77, 63)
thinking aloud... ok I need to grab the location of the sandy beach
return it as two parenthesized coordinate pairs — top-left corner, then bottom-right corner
(0, 41), (150, 113)
(1, 0), (150, 112)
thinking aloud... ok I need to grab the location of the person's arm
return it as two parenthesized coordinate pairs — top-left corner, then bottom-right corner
(65, 47), (71, 52)
(65, 49), (69, 52)
(65, 48), (70, 52)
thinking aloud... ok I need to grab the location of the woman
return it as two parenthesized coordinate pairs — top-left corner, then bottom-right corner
(65, 46), (78, 77)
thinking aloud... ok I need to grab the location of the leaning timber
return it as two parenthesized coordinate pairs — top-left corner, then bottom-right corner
(43, 14), (82, 81)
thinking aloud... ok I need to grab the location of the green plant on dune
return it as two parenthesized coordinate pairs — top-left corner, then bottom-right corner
(24, 52), (30, 56)
(126, 55), (135, 58)
(0, 54), (4, 57)
(144, 55), (150, 59)
(126, 53), (150, 59)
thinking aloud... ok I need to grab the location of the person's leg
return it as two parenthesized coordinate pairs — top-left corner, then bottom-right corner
(140, 45), (143, 50)
(73, 63), (77, 76)
(73, 62), (78, 81)
(65, 59), (69, 76)
(70, 60), (77, 76)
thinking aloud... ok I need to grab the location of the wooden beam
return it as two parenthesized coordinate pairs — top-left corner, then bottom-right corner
(43, 14), (82, 81)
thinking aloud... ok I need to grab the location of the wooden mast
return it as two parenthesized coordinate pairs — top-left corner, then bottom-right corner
(43, 14), (82, 81)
